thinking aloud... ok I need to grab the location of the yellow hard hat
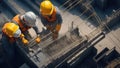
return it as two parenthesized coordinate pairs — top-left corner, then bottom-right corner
(3, 22), (21, 37)
(40, 0), (54, 15)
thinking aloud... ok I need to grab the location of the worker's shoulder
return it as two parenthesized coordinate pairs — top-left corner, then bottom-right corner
(12, 14), (20, 19)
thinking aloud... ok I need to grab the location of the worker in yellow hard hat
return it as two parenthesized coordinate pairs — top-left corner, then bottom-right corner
(2, 22), (28, 44)
(12, 11), (43, 43)
(1, 22), (29, 67)
(40, 0), (63, 40)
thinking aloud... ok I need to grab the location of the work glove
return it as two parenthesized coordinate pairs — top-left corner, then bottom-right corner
(52, 24), (61, 40)
(22, 38), (29, 45)
(46, 25), (54, 31)
(55, 24), (61, 32)
(52, 30), (58, 40)
(35, 35), (41, 43)
(20, 34), (29, 45)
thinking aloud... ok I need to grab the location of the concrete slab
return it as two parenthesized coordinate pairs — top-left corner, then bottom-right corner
(94, 23), (120, 54)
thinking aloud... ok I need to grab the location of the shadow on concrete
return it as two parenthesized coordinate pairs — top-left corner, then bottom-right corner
(74, 46), (98, 68)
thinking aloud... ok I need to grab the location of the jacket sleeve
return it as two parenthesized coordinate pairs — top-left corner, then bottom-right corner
(40, 14), (49, 26)
(33, 17), (46, 35)
(56, 7), (63, 25)
(55, 7), (63, 32)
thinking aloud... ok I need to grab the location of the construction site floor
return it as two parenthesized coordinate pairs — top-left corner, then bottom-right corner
(0, 0), (120, 68)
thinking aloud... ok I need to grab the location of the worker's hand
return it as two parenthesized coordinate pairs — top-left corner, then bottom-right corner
(20, 34), (25, 38)
(55, 24), (61, 32)
(35, 37), (41, 43)
(46, 25), (53, 31)
(52, 30), (58, 40)
(22, 38), (29, 45)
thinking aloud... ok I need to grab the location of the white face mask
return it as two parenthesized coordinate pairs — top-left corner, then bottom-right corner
(13, 29), (21, 38)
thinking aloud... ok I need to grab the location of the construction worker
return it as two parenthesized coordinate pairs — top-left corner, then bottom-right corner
(40, 0), (63, 40)
(2, 22), (28, 44)
(1, 22), (28, 67)
(12, 11), (42, 43)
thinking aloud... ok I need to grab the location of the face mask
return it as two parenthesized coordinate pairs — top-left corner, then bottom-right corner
(13, 29), (21, 38)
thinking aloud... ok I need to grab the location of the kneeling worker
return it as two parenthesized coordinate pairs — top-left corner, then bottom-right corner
(12, 11), (42, 43)
(1, 22), (28, 67)
(2, 22), (28, 45)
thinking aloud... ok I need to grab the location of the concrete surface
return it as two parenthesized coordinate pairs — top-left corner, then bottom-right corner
(94, 23), (120, 54)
